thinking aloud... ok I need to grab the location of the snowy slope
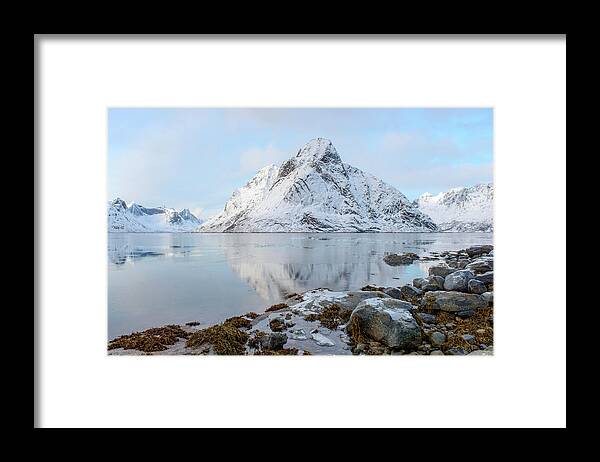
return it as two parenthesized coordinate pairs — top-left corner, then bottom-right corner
(108, 198), (202, 232)
(415, 184), (493, 232)
(200, 138), (437, 232)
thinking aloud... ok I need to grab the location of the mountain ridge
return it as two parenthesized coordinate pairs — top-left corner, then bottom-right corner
(414, 183), (493, 232)
(108, 198), (202, 232)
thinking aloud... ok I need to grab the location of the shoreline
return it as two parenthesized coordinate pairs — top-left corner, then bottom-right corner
(108, 244), (493, 356)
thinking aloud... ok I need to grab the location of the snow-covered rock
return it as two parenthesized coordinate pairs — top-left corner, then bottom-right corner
(415, 184), (493, 232)
(199, 138), (438, 232)
(108, 198), (202, 232)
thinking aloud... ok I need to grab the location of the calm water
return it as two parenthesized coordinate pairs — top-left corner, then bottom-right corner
(108, 233), (493, 339)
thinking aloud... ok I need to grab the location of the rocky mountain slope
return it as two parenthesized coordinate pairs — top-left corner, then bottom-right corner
(415, 184), (493, 232)
(108, 198), (202, 232)
(200, 138), (437, 232)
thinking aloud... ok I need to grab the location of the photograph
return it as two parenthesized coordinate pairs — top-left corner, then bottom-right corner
(107, 108), (494, 356)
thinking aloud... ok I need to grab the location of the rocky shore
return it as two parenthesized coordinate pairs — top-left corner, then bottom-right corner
(108, 245), (493, 356)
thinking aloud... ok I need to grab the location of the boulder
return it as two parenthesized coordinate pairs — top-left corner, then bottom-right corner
(429, 265), (455, 278)
(421, 291), (488, 312)
(399, 284), (423, 303)
(456, 309), (475, 318)
(465, 260), (492, 274)
(462, 334), (477, 344)
(443, 270), (475, 292)
(468, 279), (487, 294)
(465, 245), (493, 258)
(412, 278), (427, 289)
(347, 298), (421, 349)
(482, 291), (493, 306)
(476, 271), (494, 285)
(384, 287), (402, 300)
(257, 332), (288, 350)
(415, 312), (436, 324)
(421, 284), (440, 292)
(429, 331), (446, 346)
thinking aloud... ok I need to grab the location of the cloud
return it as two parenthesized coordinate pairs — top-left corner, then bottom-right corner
(108, 126), (186, 203)
(239, 145), (287, 173)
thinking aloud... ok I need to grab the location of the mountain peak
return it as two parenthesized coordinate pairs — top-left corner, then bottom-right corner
(296, 138), (341, 164)
(201, 138), (437, 232)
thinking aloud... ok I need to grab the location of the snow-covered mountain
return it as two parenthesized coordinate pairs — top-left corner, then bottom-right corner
(200, 138), (437, 232)
(108, 198), (202, 232)
(415, 184), (493, 232)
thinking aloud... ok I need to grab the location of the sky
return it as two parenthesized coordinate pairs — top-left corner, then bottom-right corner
(108, 108), (493, 220)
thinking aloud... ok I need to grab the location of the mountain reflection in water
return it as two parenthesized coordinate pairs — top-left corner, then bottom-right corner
(107, 232), (492, 339)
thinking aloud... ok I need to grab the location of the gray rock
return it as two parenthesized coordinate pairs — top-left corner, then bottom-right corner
(429, 265), (455, 278)
(421, 291), (488, 312)
(482, 291), (493, 305)
(462, 334), (477, 344)
(415, 312), (436, 324)
(465, 260), (492, 274)
(430, 350), (444, 356)
(443, 270), (476, 292)
(421, 284), (440, 292)
(429, 331), (446, 346)
(260, 332), (288, 350)
(399, 284), (423, 302)
(468, 279), (487, 294)
(446, 348), (466, 355)
(468, 348), (493, 356)
(348, 298), (421, 349)
(384, 287), (402, 299)
(431, 276), (446, 289)
(413, 278), (427, 289)
(456, 309), (475, 318)
(465, 245), (493, 258)
(475, 271), (494, 285)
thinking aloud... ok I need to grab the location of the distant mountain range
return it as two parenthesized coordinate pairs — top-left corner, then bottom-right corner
(415, 183), (493, 232)
(107, 198), (202, 232)
(108, 138), (493, 233)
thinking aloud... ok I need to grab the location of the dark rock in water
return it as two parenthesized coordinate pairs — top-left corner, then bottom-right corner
(444, 270), (475, 292)
(384, 252), (419, 266)
(384, 287), (403, 299)
(415, 312), (436, 324)
(399, 284), (423, 303)
(429, 265), (455, 278)
(468, 279), (487, 294)
(465, 245), (493, 258)
(421, 291), (487, 312)
(347, 298), (421, 349)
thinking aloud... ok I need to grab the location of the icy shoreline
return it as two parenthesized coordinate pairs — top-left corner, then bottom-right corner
(108, 245), (494, 356)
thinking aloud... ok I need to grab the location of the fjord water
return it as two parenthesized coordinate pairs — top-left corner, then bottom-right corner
(108, 233), (493, 339)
